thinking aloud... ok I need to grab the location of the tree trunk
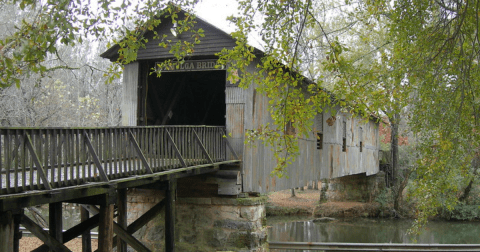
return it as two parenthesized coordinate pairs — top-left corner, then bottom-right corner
(391, 113), (400, 211)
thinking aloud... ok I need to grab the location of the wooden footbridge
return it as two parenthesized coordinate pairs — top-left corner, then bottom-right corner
(0, 126), (240, 252)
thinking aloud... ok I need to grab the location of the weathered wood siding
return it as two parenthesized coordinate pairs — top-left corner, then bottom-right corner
(225, 86), (246, 160)
(137, 18), (237, 60)
(241, 60), (380, 193)
(122, 62), (139, 126)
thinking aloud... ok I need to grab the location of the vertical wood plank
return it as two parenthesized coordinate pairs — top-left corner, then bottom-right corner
(39, 130), (45, 189)
(58, 129), (63, 187)
(75, 130), (81, 184)
(5, 129), (11, 194)
(0, 132), (3, 191)
(69, 130), (74, 186)
(98, 203), (114, 252)
(49, 202), (63, 248)
(14, 130), (19, 193)
(13, 213), (21, 252)
(0, 211), (14, 252)
(165, 179), (176, 252)
(20, 131), (26, 191)
(113, 128), (119, 178)
(117, 189), (127, 252)
(81, 207), (92, 252)
(29, 131), (35, 190)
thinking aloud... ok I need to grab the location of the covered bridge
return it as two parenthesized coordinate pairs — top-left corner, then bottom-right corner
(101, 10), (380, 195)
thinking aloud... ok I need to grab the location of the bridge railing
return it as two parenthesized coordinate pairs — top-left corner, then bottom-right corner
(0, 126), (236, 195)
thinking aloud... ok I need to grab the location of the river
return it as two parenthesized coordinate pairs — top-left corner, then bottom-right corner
(268, 216), (480, 249)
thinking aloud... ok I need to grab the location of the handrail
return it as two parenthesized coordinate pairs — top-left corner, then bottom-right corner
(268, 241), (480, 251)
(0, 126), (237, 195)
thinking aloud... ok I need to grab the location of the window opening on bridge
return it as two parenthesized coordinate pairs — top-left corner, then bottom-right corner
(315, 113), (323, 150)
(316, 133), (323, 150)
(145, 67), (226, 126)
(359, 127), (363, 152)
(342, 121), (347, 152)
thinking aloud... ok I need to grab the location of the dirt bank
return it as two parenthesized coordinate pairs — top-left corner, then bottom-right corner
(19, 237), (98, 252)
(267, 188), (384, 218)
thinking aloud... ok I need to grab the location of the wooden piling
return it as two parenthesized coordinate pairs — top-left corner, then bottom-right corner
(49, 202), (63, 251)
(165, 179), (177, 252)
(98, 204), (114, 252)
(117, 189), (128, 252)
(0, 211), (14, 252)
(81, 207), (92, 252)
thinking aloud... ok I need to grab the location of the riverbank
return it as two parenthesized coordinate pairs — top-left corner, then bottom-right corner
(267, 188), (385, 218)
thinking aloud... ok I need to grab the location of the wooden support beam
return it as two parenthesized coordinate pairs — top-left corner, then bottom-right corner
(32, 213), (100, 252)
(83, 130), (109, 182)
(193, 130), (214, 164)
(21, 215), (70, 252)
(81, 207), (92, 252)
(128, 130), (153, 174)
(25, 134), (52, 190)
(13, 213), (21, 252)
(165, 130), (187, 167)
(117, 189), (127, 252)
(98, 204), (114, 252)
(165, 179), (177, 252)
(222, 130), (240, 160)
(83, 205), (152, 252)
(0, 211), (14, 252)
(49, 202), (63, 251)
(161, 76), (186, 125)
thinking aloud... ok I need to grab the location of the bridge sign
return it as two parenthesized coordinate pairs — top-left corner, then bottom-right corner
(156, 59), (224, 72)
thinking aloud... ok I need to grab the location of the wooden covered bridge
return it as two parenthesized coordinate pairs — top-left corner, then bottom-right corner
(0, 7), (381, 252)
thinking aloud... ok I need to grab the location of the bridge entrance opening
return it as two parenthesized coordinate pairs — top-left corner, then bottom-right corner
(145, 68), (226, 126)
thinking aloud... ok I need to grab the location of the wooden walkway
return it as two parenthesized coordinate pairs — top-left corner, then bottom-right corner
(0, 126), (240, 252)
(0, 126), (239, 201)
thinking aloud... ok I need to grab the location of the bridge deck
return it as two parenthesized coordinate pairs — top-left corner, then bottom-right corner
(0, 126), (239, 199)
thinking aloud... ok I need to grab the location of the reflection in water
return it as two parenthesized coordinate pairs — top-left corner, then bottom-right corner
(268, 217), (480, 251)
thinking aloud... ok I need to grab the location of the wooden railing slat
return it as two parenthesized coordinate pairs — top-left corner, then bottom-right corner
(83, 130), (109, 182)
(0, 126), (236, 194)
(128, 130), (153, 174)
(193, 130), (214, 164)
(166, 129), (187, 168)
(25, 133), (52, 190)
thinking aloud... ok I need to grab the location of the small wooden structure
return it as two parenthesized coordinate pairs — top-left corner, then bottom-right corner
(102, 10), (380, 194)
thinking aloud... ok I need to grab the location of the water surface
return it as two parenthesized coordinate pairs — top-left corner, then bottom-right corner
(268, 216), (480, 244)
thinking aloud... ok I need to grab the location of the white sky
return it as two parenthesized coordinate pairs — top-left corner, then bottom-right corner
(194, 0), (264, 49)
(194, 0), (239, 34)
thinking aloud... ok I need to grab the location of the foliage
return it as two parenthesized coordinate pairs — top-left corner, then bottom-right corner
(443, 202), (480, 221)
(375, 188), (393, 212)
(0, 0), (202, 88)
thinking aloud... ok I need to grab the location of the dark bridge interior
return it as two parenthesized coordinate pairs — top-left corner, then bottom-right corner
(146, 69), (226, 126)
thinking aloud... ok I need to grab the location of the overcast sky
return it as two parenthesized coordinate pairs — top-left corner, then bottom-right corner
(194, 0), (264, 49)
(194, 0), (239, 34)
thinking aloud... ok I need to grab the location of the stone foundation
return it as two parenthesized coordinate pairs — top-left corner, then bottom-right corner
(126, 189), (267, 252)
(322, 171), (385, 202)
